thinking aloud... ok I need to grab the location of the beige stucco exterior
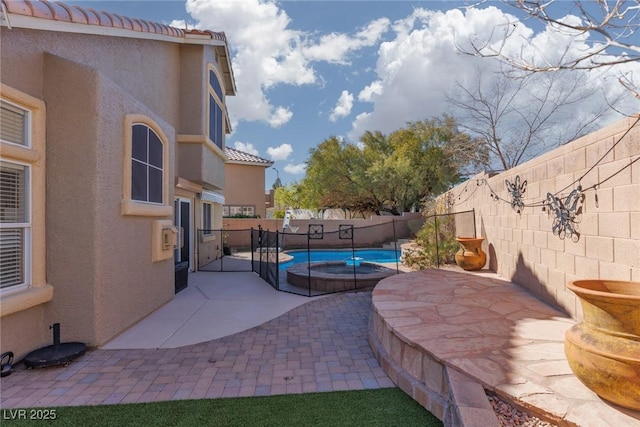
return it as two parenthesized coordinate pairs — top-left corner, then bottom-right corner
(0, 8), (235, 359)
(225, 162), (271, 218)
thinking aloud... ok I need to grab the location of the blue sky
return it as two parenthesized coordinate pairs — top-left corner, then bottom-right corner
(69, 1), (639, 188)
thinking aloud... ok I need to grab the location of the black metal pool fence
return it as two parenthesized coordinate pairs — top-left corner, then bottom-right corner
(195, 210), (475, 296)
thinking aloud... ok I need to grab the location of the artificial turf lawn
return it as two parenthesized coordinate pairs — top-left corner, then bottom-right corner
(1, 388), (443, 427)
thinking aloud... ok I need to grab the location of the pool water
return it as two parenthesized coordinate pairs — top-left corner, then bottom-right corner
(280, 249), (400, 269)
(311, 263), (387, 275)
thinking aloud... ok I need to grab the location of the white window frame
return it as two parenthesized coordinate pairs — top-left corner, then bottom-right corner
(1, 99), (31, 149)
(0, 160), (31, 293)
(121, 115), (172, 217)
(131, 124), (164, 204)
(1, 84), (53, 317)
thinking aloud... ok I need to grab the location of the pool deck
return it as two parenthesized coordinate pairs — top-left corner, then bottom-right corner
(369, 268), (640, 426)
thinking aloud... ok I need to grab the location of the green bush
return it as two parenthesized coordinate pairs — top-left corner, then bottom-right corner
(403, 215), (458, 269)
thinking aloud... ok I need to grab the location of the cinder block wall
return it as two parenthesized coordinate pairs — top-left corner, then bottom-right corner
(441, 115), (640, 319)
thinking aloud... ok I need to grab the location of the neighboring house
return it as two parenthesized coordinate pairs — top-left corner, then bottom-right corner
(224, 147), (274, 219)
(0, 0), (235, 359)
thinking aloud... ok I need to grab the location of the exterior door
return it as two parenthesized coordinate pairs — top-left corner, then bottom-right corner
(174, 198), (191, 268)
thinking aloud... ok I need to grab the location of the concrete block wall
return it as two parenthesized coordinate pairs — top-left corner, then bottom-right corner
(221, 213), (425, 249)
(442, 115), (640, 319)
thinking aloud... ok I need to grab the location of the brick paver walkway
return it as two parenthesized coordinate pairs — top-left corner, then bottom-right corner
(0, 291), (394, 408)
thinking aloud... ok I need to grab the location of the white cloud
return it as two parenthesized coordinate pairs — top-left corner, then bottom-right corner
(269, 107), (293, 128)
(349, 6), (639, 140)
(267, 143), (293, 161)
(329, 90), (354, 122)
(233, 141), (259, 156)
(184, 0), (389, 129)
(303, 18), (390, 64)
(284, 163), (306, 174)
(358, 81), (383, 102)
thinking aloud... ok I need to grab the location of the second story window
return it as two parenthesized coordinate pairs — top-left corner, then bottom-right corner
(132, 124), (164, 204)
(1, 99), (29, 147)
(208, 68), (225, 149)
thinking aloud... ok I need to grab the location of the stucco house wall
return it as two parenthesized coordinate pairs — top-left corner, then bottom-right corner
(0, 2), (235, 359)
(225, 163), (269, 218)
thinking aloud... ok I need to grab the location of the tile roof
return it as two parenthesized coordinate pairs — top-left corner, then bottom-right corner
(225, 147), (274, 166)
(1, 0), (227, 43)
(1, 0), (236, 95)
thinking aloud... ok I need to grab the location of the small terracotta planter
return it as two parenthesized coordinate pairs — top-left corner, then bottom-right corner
(454, 237), (486, 271)
(565, 279), (640, 410)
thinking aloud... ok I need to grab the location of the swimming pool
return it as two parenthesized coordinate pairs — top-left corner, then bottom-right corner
(279, 249), (400, 269)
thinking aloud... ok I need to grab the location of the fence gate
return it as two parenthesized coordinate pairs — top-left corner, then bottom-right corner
(252, 227), (279, 289)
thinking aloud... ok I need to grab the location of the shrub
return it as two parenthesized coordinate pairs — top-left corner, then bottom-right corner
(403, 215), (458, 269)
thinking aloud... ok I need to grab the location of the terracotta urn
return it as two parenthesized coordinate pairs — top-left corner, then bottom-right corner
(454, 237), (486, 271)
(564, 280), (640, 410)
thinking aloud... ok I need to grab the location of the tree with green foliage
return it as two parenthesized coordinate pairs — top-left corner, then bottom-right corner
(272, 181), (313, 213)
(299, 116), (481, 215)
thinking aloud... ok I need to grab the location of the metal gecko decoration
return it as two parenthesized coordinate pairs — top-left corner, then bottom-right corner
(505, 175), (527, 213)
(545, 187), (585, 242)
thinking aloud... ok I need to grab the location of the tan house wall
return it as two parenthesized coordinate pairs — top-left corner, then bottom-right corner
(178, 45), (207, 135)
(440, 115), (640, 319)
(225, 163), (269, 218)
(0, 26), (226, 358)
(0, 29), (183, 126)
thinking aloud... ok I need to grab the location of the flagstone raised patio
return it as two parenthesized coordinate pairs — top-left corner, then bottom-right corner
(369, 269), (640, 427)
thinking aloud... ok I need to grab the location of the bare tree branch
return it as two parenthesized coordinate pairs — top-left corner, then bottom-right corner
(458, 0), (640, 97)
(447, 65), (617, 170)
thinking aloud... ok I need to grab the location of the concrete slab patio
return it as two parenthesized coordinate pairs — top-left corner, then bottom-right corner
(102, 272), (315, 349)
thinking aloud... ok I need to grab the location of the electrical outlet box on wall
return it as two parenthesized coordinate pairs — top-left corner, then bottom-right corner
(152, 220), (177, 262)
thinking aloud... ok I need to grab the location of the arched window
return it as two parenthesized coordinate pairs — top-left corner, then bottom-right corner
(131, 124), (164, 203)
(121, 115), (171, 217)
(208, 67), (225, 149)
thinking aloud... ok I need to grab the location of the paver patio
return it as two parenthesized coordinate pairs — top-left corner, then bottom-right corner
(0, 291), (393, 408)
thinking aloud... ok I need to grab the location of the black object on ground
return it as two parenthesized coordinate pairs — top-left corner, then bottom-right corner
(23, 323), (86, 369)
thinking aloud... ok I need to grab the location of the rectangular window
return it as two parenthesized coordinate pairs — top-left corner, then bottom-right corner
(0, 100), (29, 147)
(0, 161), (30, 289)
(223, 206), (255, 217)
(203, 203), (212, 235)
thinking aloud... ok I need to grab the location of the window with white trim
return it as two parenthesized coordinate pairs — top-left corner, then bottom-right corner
(208, 68), (225, 149)
(131, 124), (164, 204)
(0, 160), (30, 290)
(1, 87), (51, 313)
(202, 202), (212, 235)
(1, 100), (30, 147)
(223, 205), (255, 217)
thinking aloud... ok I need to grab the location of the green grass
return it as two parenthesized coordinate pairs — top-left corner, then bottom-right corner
(2, 388), (442, 427)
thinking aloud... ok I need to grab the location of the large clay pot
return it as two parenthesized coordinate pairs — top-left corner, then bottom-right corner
(564, 280), (640, 410)
(454, 237), (486, 271)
